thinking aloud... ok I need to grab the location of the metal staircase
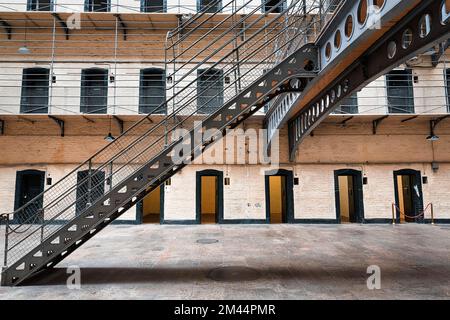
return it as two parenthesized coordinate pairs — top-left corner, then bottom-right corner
(0, 0), (320, 286)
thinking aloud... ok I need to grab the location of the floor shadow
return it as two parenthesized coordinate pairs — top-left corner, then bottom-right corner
(20, 264), (450, 286)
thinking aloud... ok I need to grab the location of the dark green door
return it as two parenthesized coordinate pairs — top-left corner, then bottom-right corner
(14, 170), (45, 224)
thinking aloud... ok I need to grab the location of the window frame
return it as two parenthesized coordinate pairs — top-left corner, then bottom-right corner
(334, 93), (359, 114)
(197, 0), (223, 13)
(20, 67), (50, 114)
(385, 69), (415, 114)
(261, 0), (287, 14)
(139, 67), (167, 115)
(27, 0), (54, 11)
(140, 0), (167, 13)
(197, 68), (224, 114)
(80, 67), (109, 114)
(84, 0), (111, 12)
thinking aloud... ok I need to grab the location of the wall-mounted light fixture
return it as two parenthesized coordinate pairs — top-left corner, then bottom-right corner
(104, 116), (115, 142)
(426, 116), (450, 141)
(18, 20), (31, 54)
(431, 162), (439, 173)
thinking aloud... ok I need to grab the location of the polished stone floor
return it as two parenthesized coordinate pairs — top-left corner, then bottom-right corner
(0, 223), (449, 299)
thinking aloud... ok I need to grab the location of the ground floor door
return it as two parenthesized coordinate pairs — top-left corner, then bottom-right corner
(265, 170), (294, 223)
(394, 169), (424, 223)
(334, 169), (364, 223)
(14, 170), (45, 224)
(141, 185), (163, 223)
(196, 170), (223, 224)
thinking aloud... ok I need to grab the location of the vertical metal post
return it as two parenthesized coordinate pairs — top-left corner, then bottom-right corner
(3, 215), (8, 268)
(431, 203), (435, 225)
(109, 161), (113, 192)
(391, 203), (396, 225)
(232, 0), (241, 94)
(49, 15), (56, 114)
(87, 160), (92, 206)
(113, 15), (118, 116)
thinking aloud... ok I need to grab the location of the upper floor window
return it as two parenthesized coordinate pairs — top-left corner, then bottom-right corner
(386, 69), (414, 114)
(262, 0), (287, 13)
(139, 68), (166, 114)
(27, 0), (53, 11)
(197, 68), (223, 114)
(141, 0), (166, 13)
(333, 93), (358, 114)
(198, 0), (222, 13)
(20, 68), (49, 114)
(445, 69), (450, 113)
(80, 68), (108, 114)
(84, 0), (110, 12)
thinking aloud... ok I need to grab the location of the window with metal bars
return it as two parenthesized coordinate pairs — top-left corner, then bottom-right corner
(84, 0), (111, 12)
(386, 69), (415, 114)
(27, 0), (53, 11)
(197, 68), (224, 114)
(141, 0), (166, 12)
(333, 93), (358, 114)
(262, 0), (287, 13)
(139, 68), (166, 114)
(20, 68), (49, 114)
(80, 68), (108, 114)
(198, 0), (222, 13)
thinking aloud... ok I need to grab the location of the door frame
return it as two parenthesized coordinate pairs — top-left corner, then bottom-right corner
(393, 169), (424, 223)
(334, 169), (365, 223)
(196, 170), (224, 224)
(264, 169), (294, 223)
(136, 184), (165, 224)
(14, 169), (45, 224)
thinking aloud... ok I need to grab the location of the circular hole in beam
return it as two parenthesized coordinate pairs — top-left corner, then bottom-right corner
(387, 41), (397, 59)
(358, 0), (368, 25)
(442, 1), (450, 24)
(334, 30), (342, 49)
(304, 59), (314, 71)
(372, 0), (385, 11)
(402, 29), (413, 49)
(345, 15), (354, 38)
(419, 14), (432, 38)
(325, 42), (332, 60)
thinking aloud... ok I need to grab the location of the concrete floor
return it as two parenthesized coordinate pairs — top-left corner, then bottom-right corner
(0, 223), (449, 299)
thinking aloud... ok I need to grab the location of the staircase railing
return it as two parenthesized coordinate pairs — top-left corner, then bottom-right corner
(2, 0), (320, 268)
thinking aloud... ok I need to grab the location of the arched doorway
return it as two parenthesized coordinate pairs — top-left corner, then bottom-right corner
(14, 170), (45, 224)
(393, 169), (424, 223)
(196, 170), (224, 224)
(334, 169), (365, 223)
(265, 169), (294, 223)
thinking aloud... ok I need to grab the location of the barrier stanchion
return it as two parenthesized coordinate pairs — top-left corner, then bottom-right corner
(431, 203), (435, 225)
(391, 203), (396, 225)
